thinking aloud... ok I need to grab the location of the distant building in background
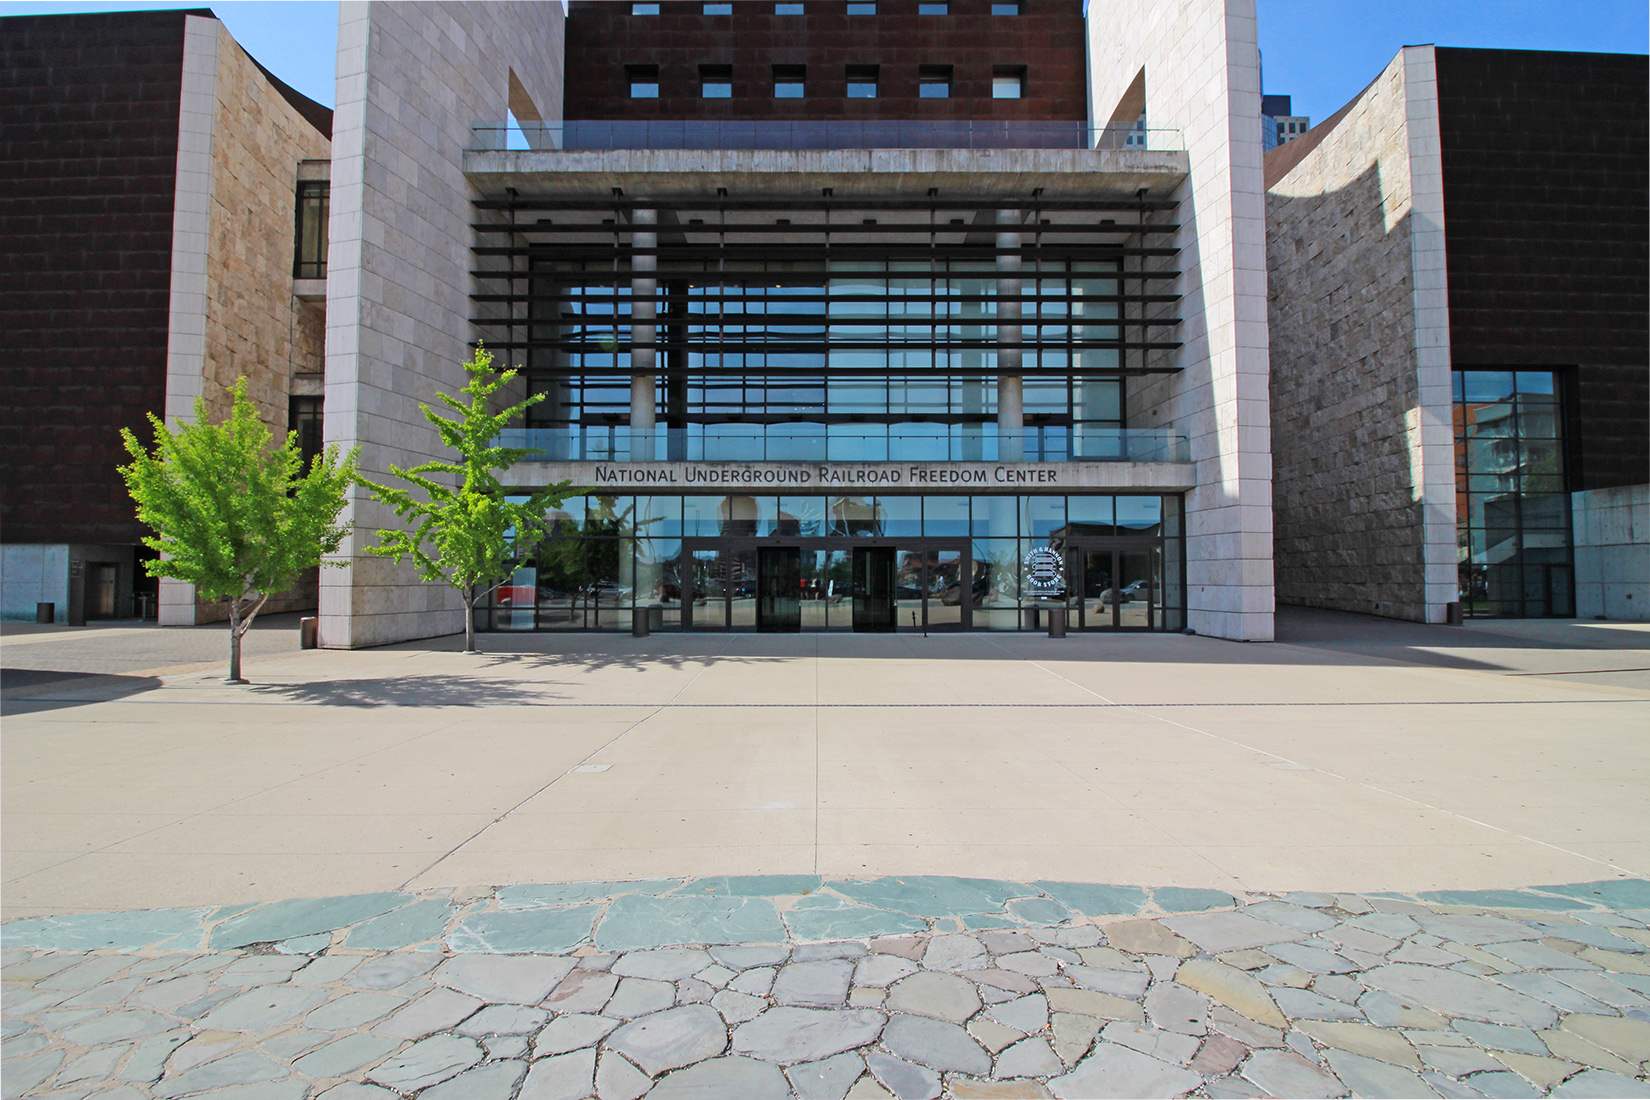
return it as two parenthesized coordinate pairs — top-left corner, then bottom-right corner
(1262, 93), (1309, 150)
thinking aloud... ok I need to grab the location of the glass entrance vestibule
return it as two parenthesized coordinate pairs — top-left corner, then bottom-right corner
(481, 492), (1185, 633)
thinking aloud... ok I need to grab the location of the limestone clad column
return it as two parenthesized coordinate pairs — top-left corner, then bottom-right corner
(996, 208), (1024, 462)
(629, 208), (657, 461)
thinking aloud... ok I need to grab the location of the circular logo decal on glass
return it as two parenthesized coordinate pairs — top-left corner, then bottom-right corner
(1023, 546), (1066, 598)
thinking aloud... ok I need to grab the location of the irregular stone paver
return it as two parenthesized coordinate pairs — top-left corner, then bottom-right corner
(883, 1014), (990, 1074)
(1050, 1041), (1203, 1098)
(1241, 1047), (1349, 1097)
(193, 985), (328, 1031)
(650, 1055), (791, 1098)
(433, 953), (575, 1004)
(886, 971), (981, 1022)
(518, 1047), (596, 1100)
(597, 895), (786, 951)
(732, 1007), (886, 1064)
(604, 1004), (727, 1075)
(866, 1050), (942, 1099)
(209, 894), (410, 949)
(788, 1051), (866, 1100)
(8, 879), (1650, 1100)
(1361, 963), (1560, 1027)
(773, 959), (855, 1007)
(366, 1033), (484, 1092)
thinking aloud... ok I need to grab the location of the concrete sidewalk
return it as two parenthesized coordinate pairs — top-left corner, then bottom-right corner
(4, 608), (1650, 1099)
(4, 608), (1647, 918)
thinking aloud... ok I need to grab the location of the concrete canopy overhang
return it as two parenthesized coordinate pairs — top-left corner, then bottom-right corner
(462, 146), (1188, 200)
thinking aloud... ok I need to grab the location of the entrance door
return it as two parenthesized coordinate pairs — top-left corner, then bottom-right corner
(1068, 542), (1160, 631)
(86, 562), (118, 619)
(756, 546), (801, 632)
(852, 546), (896, 632)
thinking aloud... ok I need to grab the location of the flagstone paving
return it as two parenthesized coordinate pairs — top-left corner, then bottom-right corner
(5, 877), (1650, 1099)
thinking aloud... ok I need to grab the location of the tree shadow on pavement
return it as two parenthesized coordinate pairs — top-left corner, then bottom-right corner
(243, 673), (578, 708)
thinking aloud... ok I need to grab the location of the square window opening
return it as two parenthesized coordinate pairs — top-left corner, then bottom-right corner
(845, 64), (879, 99)
(919, 1), (948, 13)
(992, 1), (1021, 12)
(703, 2), (732, 11)
(773, 63), (805, 98)
(626, 64), (659, 98)
(992, 66), (1025, 99)
(631, 2), (659, 13)
(775, 2), (804, 12)
(919, 64), (952, 98)
(700, 64), (733, 98)
(846, 1), (876, 11)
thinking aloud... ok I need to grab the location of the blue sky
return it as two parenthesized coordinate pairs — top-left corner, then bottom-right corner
(4, 0), (1646, 124)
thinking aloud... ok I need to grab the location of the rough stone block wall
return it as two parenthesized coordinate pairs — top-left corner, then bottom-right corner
(0, 12), (187, 547)
(169, 19), (332, 626)
(1265, 56), (1433, 621)
(198, 25), (331, 428)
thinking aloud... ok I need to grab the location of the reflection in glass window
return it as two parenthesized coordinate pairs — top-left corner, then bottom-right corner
(1453, 368), (1572, 618)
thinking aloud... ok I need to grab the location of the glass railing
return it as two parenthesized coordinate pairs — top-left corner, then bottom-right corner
(499, 425), (1190, 464)
(471, 120), (1184, 153)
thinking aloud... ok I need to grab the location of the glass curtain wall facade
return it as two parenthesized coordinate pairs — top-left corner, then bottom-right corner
(1453, 369), (1574, 617)
(482, 492), (1185, 634)
(472, 192), (1187, 633)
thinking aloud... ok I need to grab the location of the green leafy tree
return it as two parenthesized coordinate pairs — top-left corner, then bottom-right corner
(119, 379), (358, 683)
(360, 345), (571, 653)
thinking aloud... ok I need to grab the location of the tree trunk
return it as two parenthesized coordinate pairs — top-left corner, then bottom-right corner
(464, 586), (478, 653)
(226, 598), (245, 683)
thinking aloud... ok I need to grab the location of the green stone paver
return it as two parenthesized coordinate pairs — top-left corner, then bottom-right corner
(1005, 897), (1073, 926)
(0, 910), (209, 953)
(1032, 881), (1150, 916)
(782, 896), (928, 941)
(1534, 879), (1650, 910)
(339, 899), (453, 950)
(209, 895), (412, 950)
(1419, 889), (1596, 911)
(6, 877), (1650, 1099)
(831, 877), (1030, 917)
(594, 895), (787, 951)
(446, 906), (600, 954)
(685, 875), (824, 897)
(496, 880), (683, 908)
(1152, 887), (1239, 913)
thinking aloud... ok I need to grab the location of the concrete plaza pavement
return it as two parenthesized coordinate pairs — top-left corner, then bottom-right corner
(3, 608), (1648, 918)
(5, 608), (1650, 1099)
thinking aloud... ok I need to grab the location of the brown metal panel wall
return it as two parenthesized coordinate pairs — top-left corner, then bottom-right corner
(1435, 47), (1649, 492)
(0, 11), (201, 545)
(565, 0), (1087, 122)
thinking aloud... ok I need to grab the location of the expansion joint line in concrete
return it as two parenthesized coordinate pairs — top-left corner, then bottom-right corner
(1010, 651), (1644, 884)
(393, 637), (738, 892)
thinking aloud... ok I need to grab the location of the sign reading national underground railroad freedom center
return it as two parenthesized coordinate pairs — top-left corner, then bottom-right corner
(506, 460), (1195, 492)
(590, 462), (1063, 486)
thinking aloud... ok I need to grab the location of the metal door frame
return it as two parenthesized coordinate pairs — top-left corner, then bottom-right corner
(1062, 537), (1161, 632)
(682, 537), (970, 632)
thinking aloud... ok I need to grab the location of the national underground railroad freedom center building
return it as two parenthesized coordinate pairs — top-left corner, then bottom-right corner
(2, 3), (1644, 644)
(334, 0), (1271, 646)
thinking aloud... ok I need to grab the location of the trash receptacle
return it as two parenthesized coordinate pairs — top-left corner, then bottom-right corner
(1047, 605), (1067, 638)
(632, 608), (650, 637)
(1445, 601), (1463, 626)
(299, 616), (319, 649)
(36, 602), (54, 624)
